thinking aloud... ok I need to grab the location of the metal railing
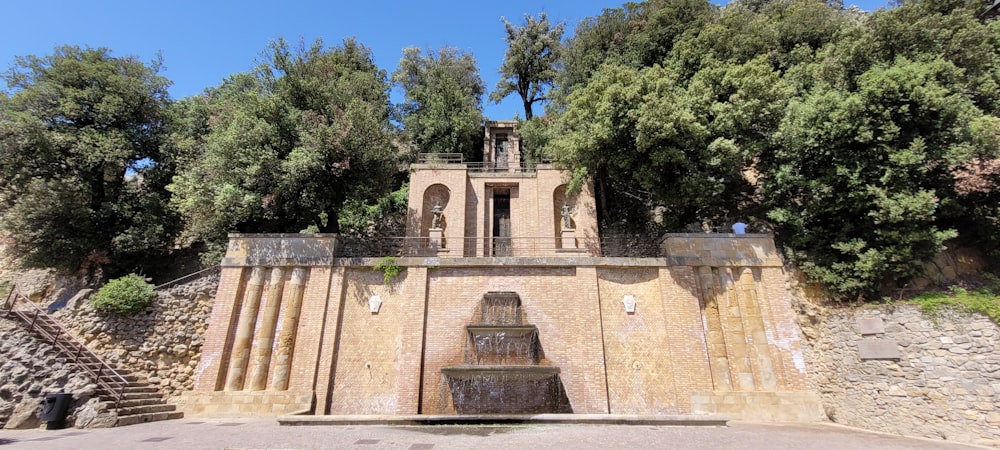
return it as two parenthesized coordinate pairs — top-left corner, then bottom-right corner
(334, 235), (664, 258)
(2, 286), (128, 408)
(466, 162), (542, 174)
(416, 153), (464, 164)
(154, 265), (221, 291)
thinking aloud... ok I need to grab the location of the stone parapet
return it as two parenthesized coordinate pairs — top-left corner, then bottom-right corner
(222, 234), (339, 267)
(660, 234), (784, 267)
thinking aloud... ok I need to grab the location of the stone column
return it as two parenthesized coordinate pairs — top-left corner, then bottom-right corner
(697, 266), (733, 391)
(271, 267), (306, 390)
(248, 267), (286, 391)
(225, 266), (266, 391)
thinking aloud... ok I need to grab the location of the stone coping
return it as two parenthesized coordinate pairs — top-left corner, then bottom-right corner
(330, 256), (783, 268)
(221, 256), (784, 268)
(278, 413), (729, 427)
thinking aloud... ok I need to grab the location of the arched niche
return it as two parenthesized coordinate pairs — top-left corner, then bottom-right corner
(421, 184), (451, 237)
(552, 184), (576, 238)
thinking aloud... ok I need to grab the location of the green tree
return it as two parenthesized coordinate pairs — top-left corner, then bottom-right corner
(169, 38), (398, 262)
(490, 13), (565, 119)
(391, 47), (485, 160)
(0, 46), (177, 274)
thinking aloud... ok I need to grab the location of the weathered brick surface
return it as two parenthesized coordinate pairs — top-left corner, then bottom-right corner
(759, 267), (811, 391)
(659, 266), (714, 411)
(420, 266), (608, 414)
(194, 266), (245, 391)
(193, 235), (820, 420)
(598, 267), (679, 413)
(313, 267), (345, 414)
(287, 267), (332, 393)
(326, 267), (428, 414)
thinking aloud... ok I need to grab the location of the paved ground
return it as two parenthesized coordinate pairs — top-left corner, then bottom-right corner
(0, 419), (989, 449)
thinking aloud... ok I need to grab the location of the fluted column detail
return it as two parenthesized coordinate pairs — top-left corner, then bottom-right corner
(248, 267), (286, 391)
(272, 267), (307, 390)
(225, 266), (266, 391)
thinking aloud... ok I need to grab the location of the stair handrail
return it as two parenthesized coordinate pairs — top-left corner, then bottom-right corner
(2, 285), (128, 408)
(154, 265), (220, 291)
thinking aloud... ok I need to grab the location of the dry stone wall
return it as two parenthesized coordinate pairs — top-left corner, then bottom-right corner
(806, 304), (1000, 447)
(51, 274), (218, 398)
(0, 317), (110, 429)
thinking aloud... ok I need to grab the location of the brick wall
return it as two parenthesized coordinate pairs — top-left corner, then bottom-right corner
(188, 235), (820, 420)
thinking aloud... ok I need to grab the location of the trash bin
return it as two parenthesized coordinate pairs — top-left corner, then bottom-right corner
(41, 392), (73, 430)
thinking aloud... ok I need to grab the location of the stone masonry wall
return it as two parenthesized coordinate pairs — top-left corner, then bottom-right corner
(0, 317), (105, 429)
(806, 304), (1000, 447)
(51, 274), (218, 399)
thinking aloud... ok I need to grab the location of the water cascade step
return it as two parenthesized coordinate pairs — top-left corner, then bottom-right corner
(442, 292), (572, 414)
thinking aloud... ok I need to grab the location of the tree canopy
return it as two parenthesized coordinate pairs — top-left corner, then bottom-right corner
(168, 38), (398, 262)
(392, 47), (485, 160)
(1, 1), (998, 299)
(490, 13), (565, 119)
(0, 46), (177, 274)
(547, 0), (1000, 299)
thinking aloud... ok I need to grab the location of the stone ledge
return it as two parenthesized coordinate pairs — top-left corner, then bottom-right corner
(278, 413), (729, 427)
(332, 256), (782, 268)
(175, 391), (314, 417)
(689, 392), (825, 422)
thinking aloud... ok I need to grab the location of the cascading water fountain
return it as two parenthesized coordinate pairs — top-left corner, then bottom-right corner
(441, 292), (572, 414)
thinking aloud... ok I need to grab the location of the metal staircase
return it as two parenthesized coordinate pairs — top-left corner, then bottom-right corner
(1, 285), (182, 426)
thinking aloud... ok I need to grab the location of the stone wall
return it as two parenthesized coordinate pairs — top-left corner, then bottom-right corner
(805, 304), (1000, 447)
(51, 273), (218, 398)
(186, 234), (821, 419)
(0, 317), (112, 429)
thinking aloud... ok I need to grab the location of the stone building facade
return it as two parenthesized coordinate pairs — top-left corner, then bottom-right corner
(178, 122), (822, 419)
(406, 121), (599, 257)
(178, 233), (822, 420)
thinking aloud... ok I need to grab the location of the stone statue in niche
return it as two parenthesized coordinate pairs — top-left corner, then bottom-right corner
(561, 202), (571, 229)
(431, 203), (443, 229)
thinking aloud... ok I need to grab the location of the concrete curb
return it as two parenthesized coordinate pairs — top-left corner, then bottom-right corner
(277, 413), (729, 427)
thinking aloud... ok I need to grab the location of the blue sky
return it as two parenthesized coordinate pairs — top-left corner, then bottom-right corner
(1, 0), (890, 120)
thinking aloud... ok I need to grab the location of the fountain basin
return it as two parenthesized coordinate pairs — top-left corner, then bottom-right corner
(467, 325), (540, 365)
(442, 365), (571, 414)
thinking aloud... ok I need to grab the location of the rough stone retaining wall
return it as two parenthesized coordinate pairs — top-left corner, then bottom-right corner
(0, 317), (109, 429)
(805, 304), (1000, 447)
(0, 272), (217, 429)
(51, 274), (218, 399)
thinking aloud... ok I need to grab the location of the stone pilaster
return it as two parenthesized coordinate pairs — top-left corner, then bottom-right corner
(272, 267), (306, 390)
(248, 267), (285, 391)
(225, 266), (266, 391)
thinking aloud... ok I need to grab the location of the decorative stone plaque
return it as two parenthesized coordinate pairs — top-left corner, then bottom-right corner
(858, 339), (901, 360)
(623, 295), (637, 313)
(369, 295), (382, 314)
(858, 317), (885, 335)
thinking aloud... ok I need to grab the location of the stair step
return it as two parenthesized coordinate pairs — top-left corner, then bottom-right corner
(111, 397), (167, 408)
(116, 411), (184, 427)
(123, 385), (160, 393)
(120, 392), (166, 400)
(116, 403), (176, 416)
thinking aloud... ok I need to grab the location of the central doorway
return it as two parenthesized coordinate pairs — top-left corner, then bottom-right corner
(492, 191), (511, 256)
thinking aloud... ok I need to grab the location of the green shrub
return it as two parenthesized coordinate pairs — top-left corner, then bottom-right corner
(91, 273), (156, 314)
(374, 256), (403, 284)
